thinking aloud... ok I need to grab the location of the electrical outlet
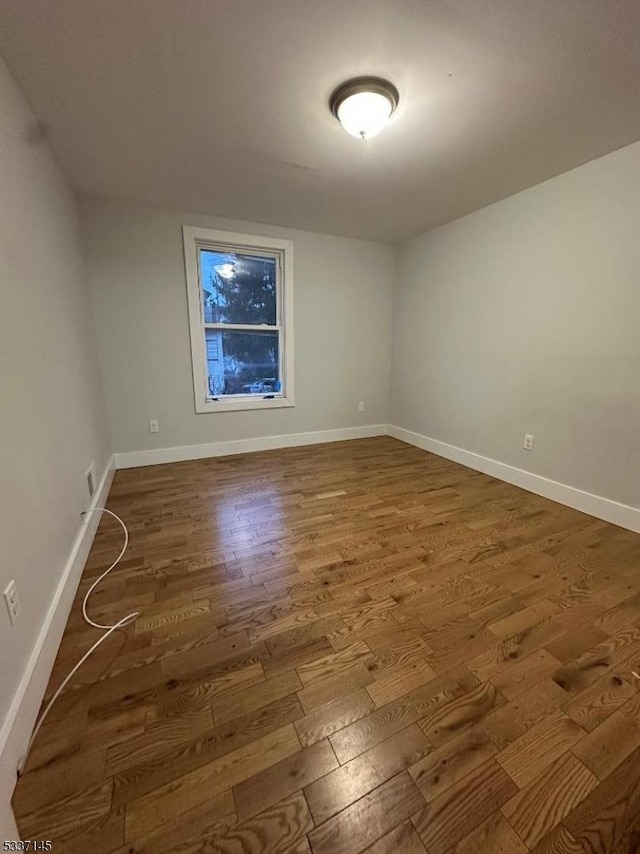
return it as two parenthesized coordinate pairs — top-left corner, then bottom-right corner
(86, 462), (96, 498)
(523, 434), (535, 451)
(149, 419), (159, 433)
(4, 580), (20, 627)
(358, 401), (366, 413)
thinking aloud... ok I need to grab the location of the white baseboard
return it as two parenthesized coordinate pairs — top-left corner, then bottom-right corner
(0, 799), (19, 844)
(387, 424), (640, 534)
(0, 455), (116, 834)
(115, 424), (388, 469)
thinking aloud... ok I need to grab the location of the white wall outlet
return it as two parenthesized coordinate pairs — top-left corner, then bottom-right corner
(149, 419), (159, 433)
(4, 580), (20, 627)
(358, 401), (366, 413)
(523, 434), (535, 450)
(86, 462), (97, 497)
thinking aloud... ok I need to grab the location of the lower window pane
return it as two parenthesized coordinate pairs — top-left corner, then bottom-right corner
(206, 329), (280, 396)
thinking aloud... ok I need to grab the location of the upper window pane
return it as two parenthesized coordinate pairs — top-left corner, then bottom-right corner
(199, 249), (277, 326)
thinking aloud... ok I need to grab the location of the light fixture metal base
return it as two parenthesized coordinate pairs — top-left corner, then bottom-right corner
(329, 76), (399, 118)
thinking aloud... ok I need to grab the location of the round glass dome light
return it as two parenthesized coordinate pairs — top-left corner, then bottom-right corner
(330, 77), (399, 140)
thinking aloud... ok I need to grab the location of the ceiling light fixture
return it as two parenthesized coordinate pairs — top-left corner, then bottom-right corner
(329, 77), (399, 140)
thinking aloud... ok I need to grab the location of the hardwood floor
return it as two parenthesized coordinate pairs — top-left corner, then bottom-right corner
(13, 436), (640, 853)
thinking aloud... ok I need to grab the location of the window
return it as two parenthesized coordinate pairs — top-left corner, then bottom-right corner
(183, 226), (294, 413)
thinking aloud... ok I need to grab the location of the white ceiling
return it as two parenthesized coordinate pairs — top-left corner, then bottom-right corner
(1, 1), (640, 243)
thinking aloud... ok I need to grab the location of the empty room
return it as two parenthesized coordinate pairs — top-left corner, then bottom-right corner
(1, 1), (640, 851)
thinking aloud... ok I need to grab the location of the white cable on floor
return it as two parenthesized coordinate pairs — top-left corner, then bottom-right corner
(18, 507), (137, 776)
(81, 508), (135, 630)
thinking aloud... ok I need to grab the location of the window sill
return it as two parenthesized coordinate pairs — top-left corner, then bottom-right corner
(196, 396), (295, 414)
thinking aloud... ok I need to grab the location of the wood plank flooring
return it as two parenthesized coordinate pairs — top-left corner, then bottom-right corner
(13, 436), (640, 853)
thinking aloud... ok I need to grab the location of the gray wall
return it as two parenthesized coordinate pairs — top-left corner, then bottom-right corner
(0, 54), (109, 826)
(390, 140), (640, 508)
(81, 197), (395, 454)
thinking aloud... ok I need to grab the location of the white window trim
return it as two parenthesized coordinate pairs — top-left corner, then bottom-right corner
(183, 226), (295, 414)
